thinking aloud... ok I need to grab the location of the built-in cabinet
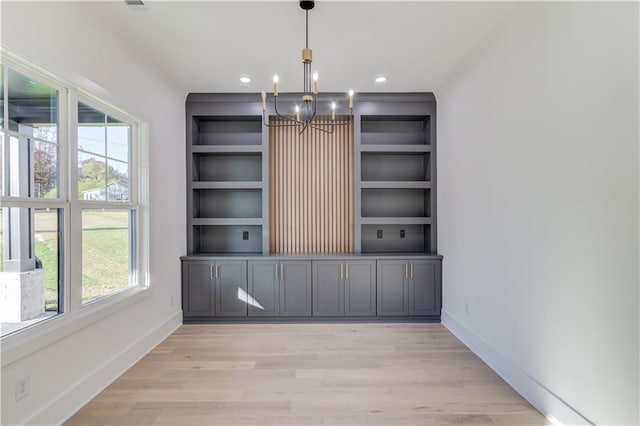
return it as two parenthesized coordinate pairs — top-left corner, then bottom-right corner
(312, 260), (376, 316)
(182, 93), (441, 323)
(248, 260), (312, 316)
(182, 256), (440, 321)
(182, 260), (247, 317)
(377, 259), (441, 316)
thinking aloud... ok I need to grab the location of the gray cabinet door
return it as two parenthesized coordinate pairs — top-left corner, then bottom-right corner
(182, 261), (215, 317)
(345, 260), (376, 316)
(248, 261), (279, 316)
(312, 261), (344, 316)
(280, 261), (312, 316)
(215, 261), (248, 317)
(377, 260), (409, 316)
(408, 260), (441, 316)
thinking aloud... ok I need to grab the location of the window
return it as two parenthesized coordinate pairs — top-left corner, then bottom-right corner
(76, 101), (137, 304)
(0, 57), (146, 338)
(1, 66), (63, 336)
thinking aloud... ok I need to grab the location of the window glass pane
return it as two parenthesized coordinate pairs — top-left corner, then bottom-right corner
(33, 140), (58, 198)
(82, 209), (132, 303)
(106, 159), (129, 201)
(0, 208), (3, 273)
(78, 103), (131, 203)
(1, 66), (4, 128)
(2, 132), (59, 199)
(4, 134), (29, 197)
(0, 133), (4, 196)
(0, 207), (62, 337)
(7, 68), (58, 143)
(35, 208), (60, 312)
(78, 151), (107, 201)
(107, 115), (129, 162)
(78, 102), (105, 156)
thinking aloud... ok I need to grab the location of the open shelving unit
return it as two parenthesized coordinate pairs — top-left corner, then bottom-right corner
(187, 112), (267, 255)
(356, 108), (437, 254)
(186, 94), (437, 256)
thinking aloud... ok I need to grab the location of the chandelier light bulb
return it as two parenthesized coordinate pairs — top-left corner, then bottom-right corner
(312, 71), (319, 94)
(273, 74), (279, 97)
(348, 89), (354, 108)
(331, 102), (336, 120)
(313, 72), (318, 81)
(295, 105), (301, 121)
(273, 74), (279, 84)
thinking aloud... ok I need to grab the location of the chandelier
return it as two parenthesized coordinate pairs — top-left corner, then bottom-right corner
(261, 0), (354, 133)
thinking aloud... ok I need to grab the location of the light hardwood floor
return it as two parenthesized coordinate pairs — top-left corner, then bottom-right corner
(66, 323), (549, 425)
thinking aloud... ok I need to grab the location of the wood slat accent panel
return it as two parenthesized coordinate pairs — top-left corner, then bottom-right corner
(270, 117), (353, 253)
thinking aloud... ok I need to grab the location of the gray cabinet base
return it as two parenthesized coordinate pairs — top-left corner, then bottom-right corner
(182, 255), (442, 323)
(184, 316), (441, 324)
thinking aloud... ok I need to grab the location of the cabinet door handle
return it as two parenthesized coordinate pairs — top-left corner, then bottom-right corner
(410, 263), (413, 280)
(216, 265), (220, 280)
(340, 264), (344, 280)
(345, 264), (349, 280)
(275, 264), (279, 280)
(211, 264), (215, 280)
(280, 264), (284, 280)
(404, 264), (408, 280)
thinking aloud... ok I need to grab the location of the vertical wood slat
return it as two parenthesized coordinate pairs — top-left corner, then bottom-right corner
(269, 117), (353, 253)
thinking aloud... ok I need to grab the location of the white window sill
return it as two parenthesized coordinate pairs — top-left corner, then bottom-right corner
(0, 286), (152, 368)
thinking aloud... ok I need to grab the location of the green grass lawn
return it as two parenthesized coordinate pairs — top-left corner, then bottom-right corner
(81, 210), (130, 303)
(2, 209), (132, 310)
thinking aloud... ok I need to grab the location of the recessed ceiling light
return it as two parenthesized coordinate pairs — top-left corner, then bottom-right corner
(240, 77), (252, 84)
(375, 76), (387, 84)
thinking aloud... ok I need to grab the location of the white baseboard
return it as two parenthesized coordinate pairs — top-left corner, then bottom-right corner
(441, 309), (592, 426)
(24, 310), (183, 426)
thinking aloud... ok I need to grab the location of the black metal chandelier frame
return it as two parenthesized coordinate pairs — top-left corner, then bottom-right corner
(261, 0), (354, 134)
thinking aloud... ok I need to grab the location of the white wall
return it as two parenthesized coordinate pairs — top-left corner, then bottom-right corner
(1, 2), (185, 425)
(438, 2), (639, 425)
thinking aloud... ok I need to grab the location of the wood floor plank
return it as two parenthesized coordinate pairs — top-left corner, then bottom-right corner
(65, 323), (550, 426)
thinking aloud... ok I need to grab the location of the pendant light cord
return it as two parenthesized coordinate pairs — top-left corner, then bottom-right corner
(306, 10), (309, 49)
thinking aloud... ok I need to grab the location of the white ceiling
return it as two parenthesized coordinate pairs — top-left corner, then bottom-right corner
(70, 1), (515, 95)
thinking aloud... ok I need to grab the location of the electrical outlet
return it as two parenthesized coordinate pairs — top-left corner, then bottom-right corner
(377, 229), (383, 239)
(465, 303), (470, 316)
(242, 231), (249, 241)
(400, 229), (405, 238)
(15, 375), (30, 401)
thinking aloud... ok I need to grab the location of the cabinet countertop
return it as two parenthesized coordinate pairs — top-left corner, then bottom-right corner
(181, 253), (443, 261)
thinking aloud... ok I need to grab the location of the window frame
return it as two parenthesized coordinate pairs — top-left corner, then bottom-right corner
(70, 93), (141, 308)
(0, 50), (150, 360)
